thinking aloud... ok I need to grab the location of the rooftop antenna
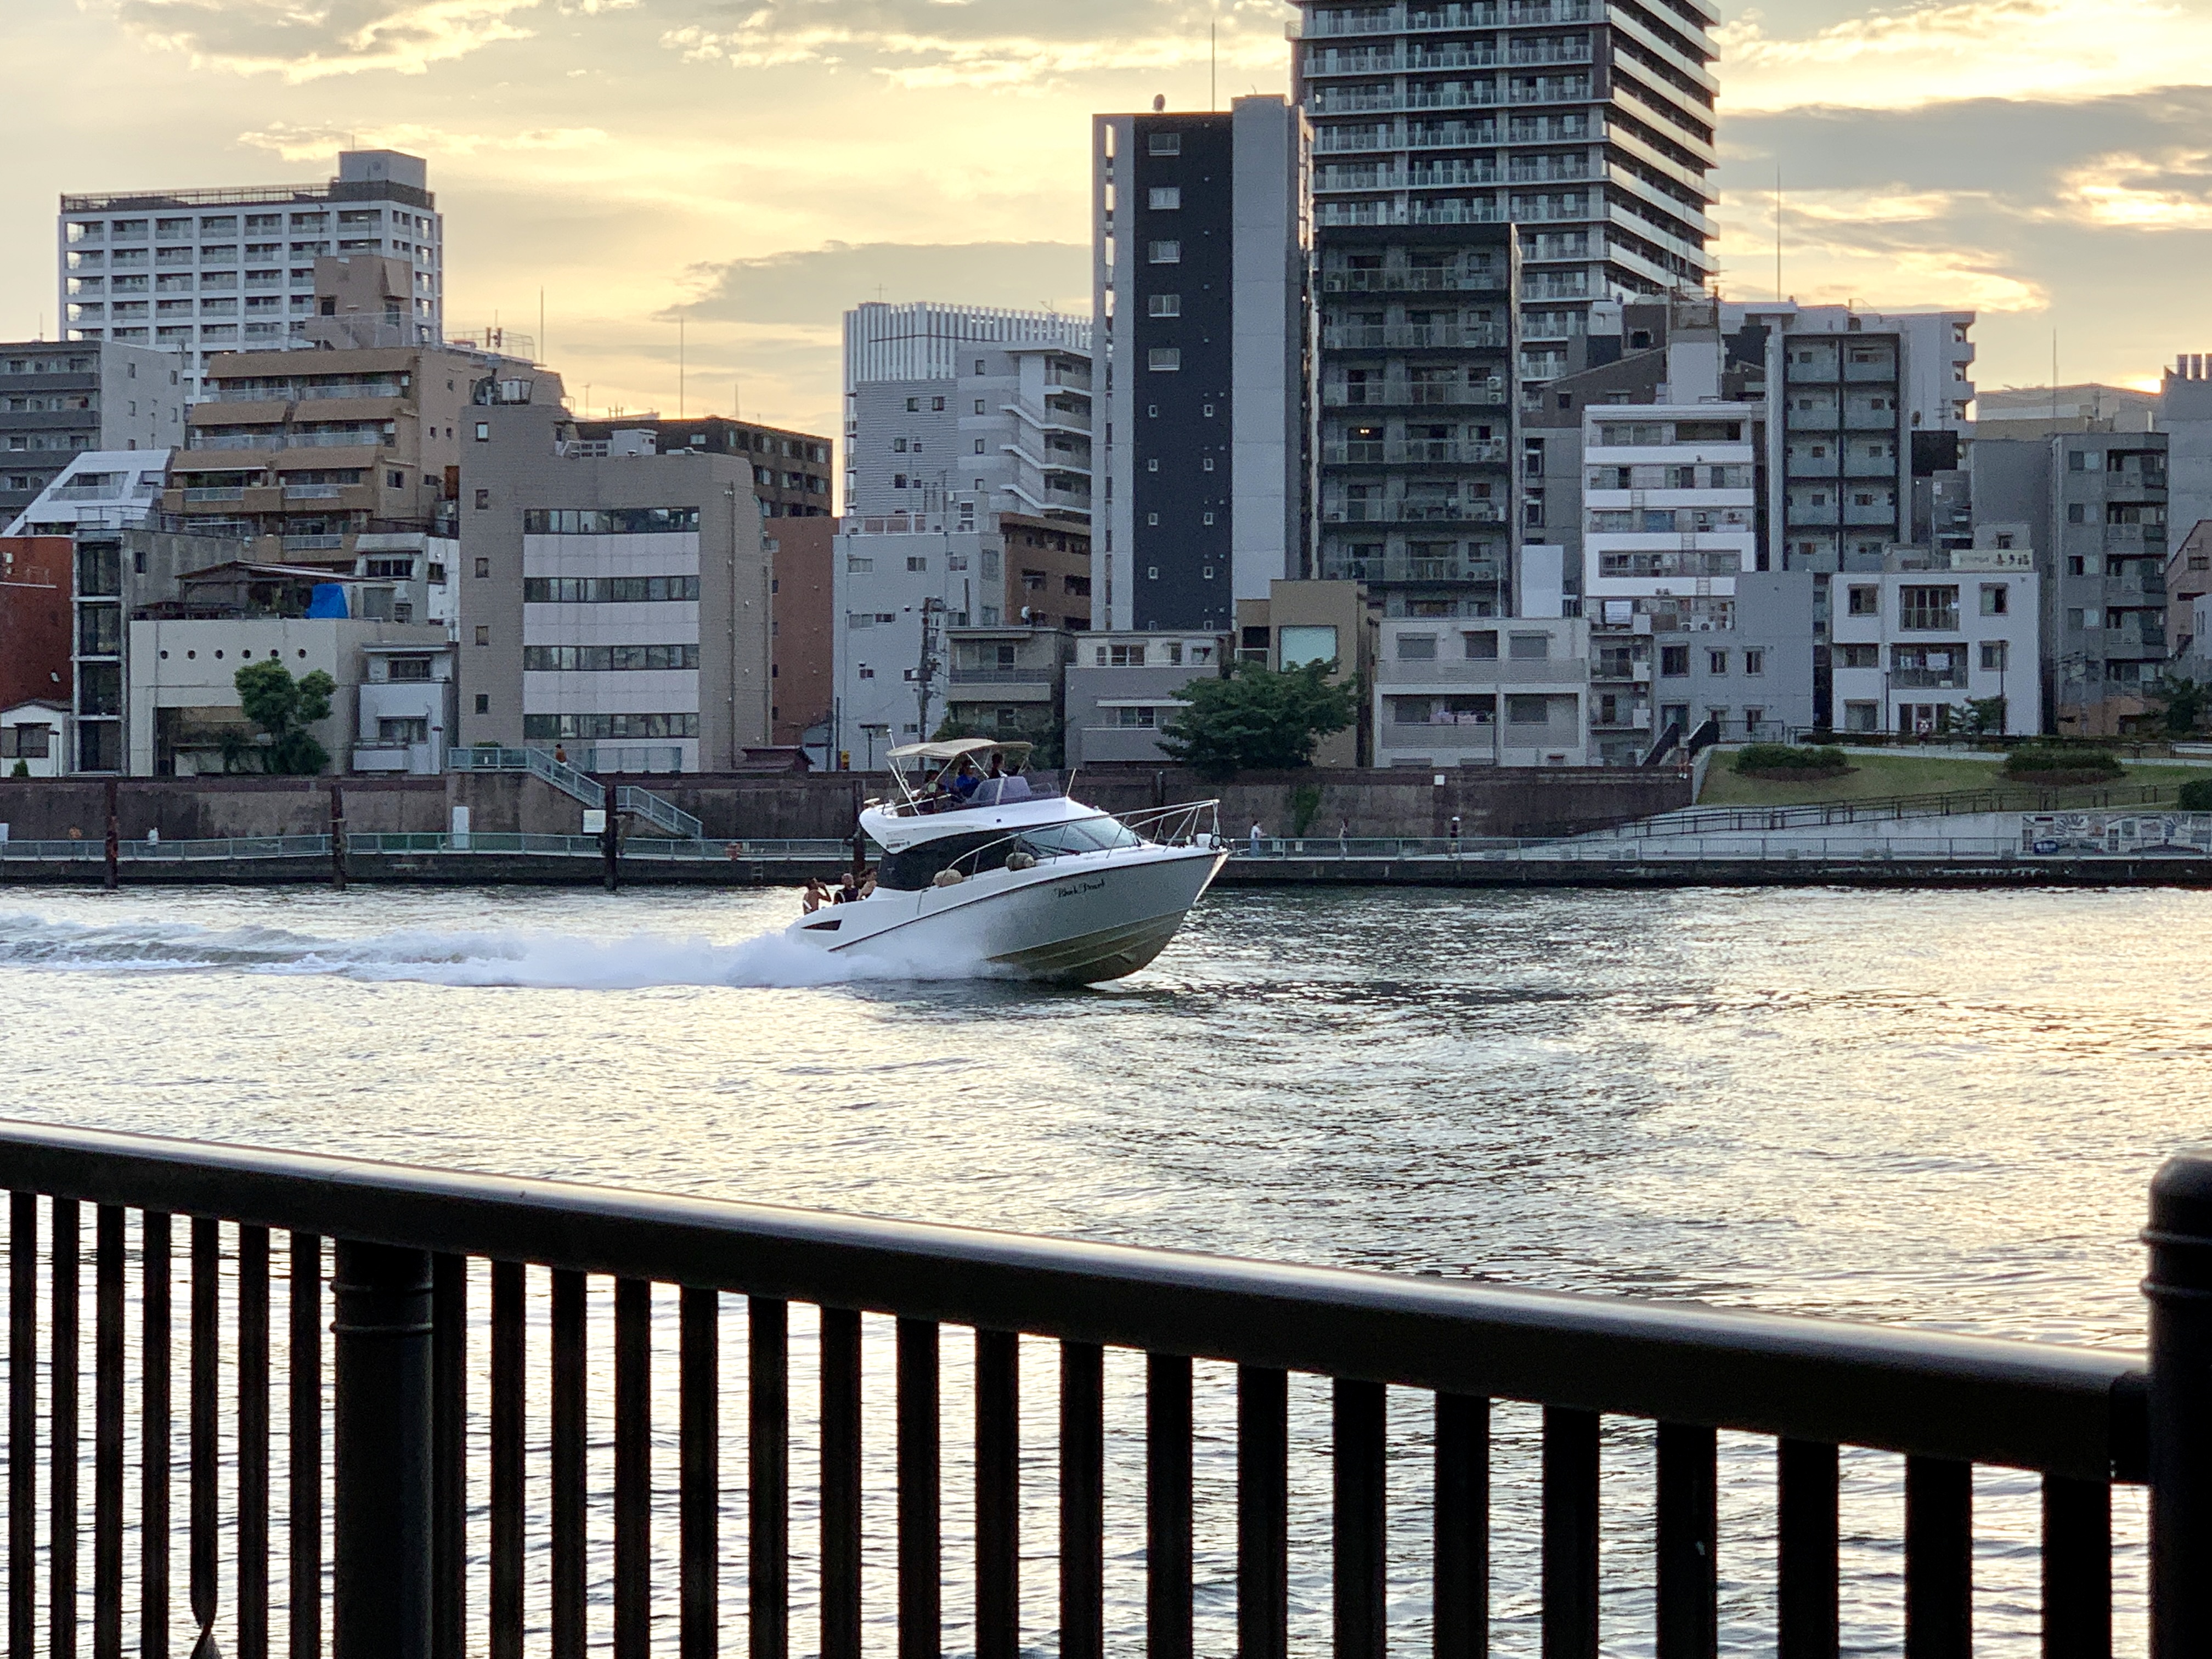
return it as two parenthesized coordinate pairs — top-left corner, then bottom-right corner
(1774, 162), (1782, 304)
(538, 287), (545, 365)
(678, 312), (686, 420)
(1210, 9), (1217, 110)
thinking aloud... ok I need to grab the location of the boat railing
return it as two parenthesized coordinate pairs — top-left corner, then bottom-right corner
(936, 800), (1222, 885)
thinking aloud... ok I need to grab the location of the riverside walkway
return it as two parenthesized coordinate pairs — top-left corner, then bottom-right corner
(0, 1117), (2204, 1655)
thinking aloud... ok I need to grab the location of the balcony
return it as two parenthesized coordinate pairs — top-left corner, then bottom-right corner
(1324, 438), (1511, 466)
(283, 484), (345, 500)
(1889, 668), (1968, 690)
(1325, 500), (1507, 524)
(1321, 268), (1502, 295)
(183, 486), (246, 502)
(49, 484), (126, 503)
(1384, 719), (1494, 749)
(1323, 381), (1508, 409)
(283, 534), (348, 551)
(1324, 557), (1505, 584)
(1323, 323), (1509, 351)
(1505, 40), (1593, 64)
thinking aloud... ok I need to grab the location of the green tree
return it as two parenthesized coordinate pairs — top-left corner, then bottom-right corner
(234, 659), (336, 775)
(2148, 676), (2212, 737)
(1157, 658), (1357, 780)
(1962, 695), (2009, 736)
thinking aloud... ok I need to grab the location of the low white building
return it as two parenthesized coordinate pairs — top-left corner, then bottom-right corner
(354, 641), (458, 774)
(1373, 614), (1589, 767)
(1829, 544), (2041, 735)
(1064, 631), (1226, 765)
(0, 700), (70, 777)
(125, 615), (449, 775)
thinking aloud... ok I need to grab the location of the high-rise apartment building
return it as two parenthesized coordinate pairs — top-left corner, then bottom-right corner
(59, 150), (444, 398)
(1092, 97), (1306, 633)
(842, 302), (1092, 525)
(1, 341), (186, 527)
(1295, 0), (1717, 386)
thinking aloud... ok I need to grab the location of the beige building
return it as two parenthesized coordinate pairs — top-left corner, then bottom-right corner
(160, 258), (539, 568)
(1232, 579), (1377, 767)
(457, 398), (771, 772)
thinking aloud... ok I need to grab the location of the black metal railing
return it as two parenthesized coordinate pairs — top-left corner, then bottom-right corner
(1, 1120), (2204, 1658)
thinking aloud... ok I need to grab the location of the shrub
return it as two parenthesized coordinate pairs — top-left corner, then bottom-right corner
(1734, 743), (1847, 775)
(2178, 778), (2212, 811)
(2004, 743), (2121, 781)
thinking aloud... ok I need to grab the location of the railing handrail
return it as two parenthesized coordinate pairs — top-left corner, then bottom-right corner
(0, 1117), (2145, 1480)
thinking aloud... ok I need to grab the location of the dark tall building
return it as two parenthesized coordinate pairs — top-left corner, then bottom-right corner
(1092, 97), (1305, 633)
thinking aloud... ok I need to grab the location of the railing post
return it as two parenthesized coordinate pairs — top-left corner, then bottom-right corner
(332, 1241), (433, 1659)
(2147, 1154), (2212, 1659)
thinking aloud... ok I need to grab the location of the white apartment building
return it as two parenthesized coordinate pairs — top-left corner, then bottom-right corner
(4, 449), (172, 538)
(1373, 614), (1588, 766)
(1830, 544), (2040, 736)
(61, 150), (445, 399)
(831, 520), (1001, 765)
(843, 303), (1093, 524)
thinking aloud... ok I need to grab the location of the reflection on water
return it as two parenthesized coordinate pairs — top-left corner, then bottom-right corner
(0, 883), (2200, 1657)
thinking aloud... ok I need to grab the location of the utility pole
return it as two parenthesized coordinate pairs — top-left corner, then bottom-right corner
(915, 597), (944, 741)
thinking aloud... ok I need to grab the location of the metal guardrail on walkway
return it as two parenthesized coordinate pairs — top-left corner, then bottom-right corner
(1594, 783), (2180, 840)
(0, 1120), (2204, 1657)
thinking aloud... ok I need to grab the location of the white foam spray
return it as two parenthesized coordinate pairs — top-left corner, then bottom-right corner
(0, 912), (995, 991)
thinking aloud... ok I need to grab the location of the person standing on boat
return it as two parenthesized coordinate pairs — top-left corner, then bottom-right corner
(802, 879), (830, 913)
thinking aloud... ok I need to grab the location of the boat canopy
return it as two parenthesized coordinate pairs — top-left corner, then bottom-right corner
(885, 738), (1033, 763)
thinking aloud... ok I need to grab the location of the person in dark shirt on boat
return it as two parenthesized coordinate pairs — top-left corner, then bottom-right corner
(833, 872), (859, 904)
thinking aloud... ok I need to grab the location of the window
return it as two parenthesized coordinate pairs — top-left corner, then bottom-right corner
(474, 625), (490, 646)
(475, 694), (489, 714)
(473, 422), (489, 441)
(1898, 585), (1959, 631)
(1980, 584), (2009, 615)
(1114, 706), (1159, 727)
(974, 438), (985, 454)
(1396, 634), (1437, 661)
(1743, 649), (1765, 676)
(474, 488), (490, 509)
(1108, 644), (1146, 666)
(905, 397), (919, 412)
(1847, 585), (1879, 616)
(931, 396), (945, 411)
(1148, 294), (1181, 317)
(1148, 187), (1182, 210)
(1660, 644), (1689, 676)
(1464, 630), (1498, 660)
(1508, 633), (1550, 662)
(1980, 641), (2008, 670)
(1148, 132), (1181, 155)
(523, 714), (702, 741)
(475, 557), (490, 578)
(1707, 650), (1728, 674)
(1278, 625), (1338, 669)
(2068, 503), (2087, 523)
(521, 576), (703, 602)
(1506, 696), (1550, 725)
(522, 507), (701, 534)
(1148, 241), (1181, 263)
(1994, 533), (2015, 550)
(523, 645), (701, 672)
(2067, 607), (2088, 630)
(907, 557), (928, 572)
(1148, 348), (1181, 371)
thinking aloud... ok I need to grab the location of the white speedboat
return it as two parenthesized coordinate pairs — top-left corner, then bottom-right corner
(787, 739), (1224, 984)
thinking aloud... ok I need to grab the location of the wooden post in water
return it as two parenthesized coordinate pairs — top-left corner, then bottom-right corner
(103, 778), (119, 890)
(602, 781), (620, 893)
(329, 781), (348, 890)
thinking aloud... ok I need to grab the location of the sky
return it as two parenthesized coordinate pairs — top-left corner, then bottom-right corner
(7, 0), (2212, 444)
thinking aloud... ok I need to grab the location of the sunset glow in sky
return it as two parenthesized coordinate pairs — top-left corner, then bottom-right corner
(8, 0), (2211, 434)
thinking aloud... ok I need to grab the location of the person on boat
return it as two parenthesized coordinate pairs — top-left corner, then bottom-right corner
(833, 872), (859, 904)
(987, 753), (1007, 780)
(951, 761), (981, 801)
(801, 878), (830, 914)
(857, 867), (878, 899)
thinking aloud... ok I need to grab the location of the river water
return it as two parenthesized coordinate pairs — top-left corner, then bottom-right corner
(0, 883), (2199, 1656)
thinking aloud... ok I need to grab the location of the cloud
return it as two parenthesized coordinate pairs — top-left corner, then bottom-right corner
(678, 240), (1090, 326)
(238, 120), (609, 161)
(1717, 0), (2212, 114)
(2055, 149), (2212, 229)
(658, 0), (1293, 89)
(112, 0), (546, 78)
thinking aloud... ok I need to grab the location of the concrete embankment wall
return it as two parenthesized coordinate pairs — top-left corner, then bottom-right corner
(0, 766), (1689, 844)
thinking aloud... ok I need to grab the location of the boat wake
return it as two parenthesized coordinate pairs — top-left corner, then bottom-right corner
(0, 912), (995, 990)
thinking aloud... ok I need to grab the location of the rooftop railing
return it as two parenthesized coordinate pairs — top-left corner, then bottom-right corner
(0, 1121), (2206, 1656)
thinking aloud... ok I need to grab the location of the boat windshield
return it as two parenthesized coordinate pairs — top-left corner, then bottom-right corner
(874, 815), (1146, 891)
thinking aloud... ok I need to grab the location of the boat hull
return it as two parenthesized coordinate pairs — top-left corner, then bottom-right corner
(789, 845), (1225, 984)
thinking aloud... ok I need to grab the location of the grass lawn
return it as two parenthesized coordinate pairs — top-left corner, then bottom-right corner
(1696, 751), (2203, 806)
